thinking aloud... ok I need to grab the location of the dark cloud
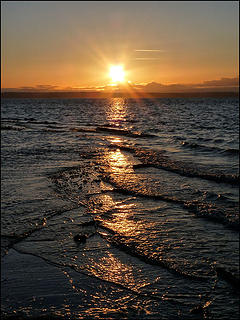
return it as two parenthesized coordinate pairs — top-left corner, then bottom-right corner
(2, 77), (239, 93)
(133, 77), (239, 92)
(199, 77), (239, 87)
(3, 85), (60, 92)
(35, 85), (59, 90)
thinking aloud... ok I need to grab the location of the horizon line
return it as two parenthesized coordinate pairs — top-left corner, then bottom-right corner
(2, 91), (239, 100)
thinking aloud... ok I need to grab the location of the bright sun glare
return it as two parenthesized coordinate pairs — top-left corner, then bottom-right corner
(109, 65), (125, 83)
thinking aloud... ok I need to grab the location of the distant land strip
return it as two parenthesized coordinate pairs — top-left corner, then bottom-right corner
(1, 91), (239, 99)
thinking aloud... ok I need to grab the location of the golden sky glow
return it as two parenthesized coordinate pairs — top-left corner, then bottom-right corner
(1, 1), (239, 91)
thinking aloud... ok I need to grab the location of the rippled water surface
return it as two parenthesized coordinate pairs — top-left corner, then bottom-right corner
(1, 97), (239, 319)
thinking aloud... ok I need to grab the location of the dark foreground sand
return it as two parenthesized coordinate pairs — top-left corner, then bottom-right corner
(2, 249), (128, 320)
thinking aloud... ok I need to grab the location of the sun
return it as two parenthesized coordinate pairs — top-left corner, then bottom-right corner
(109, 65), (125, 83)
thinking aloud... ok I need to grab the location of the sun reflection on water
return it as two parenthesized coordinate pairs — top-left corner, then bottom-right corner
(106, 98), (127, 126)
(107, 136), (123, 144)
(102, 147), (149, 198)
(87, 194), (117, 214)
(106, 148), (134, 174)
(86, 98), (157, 296)
(86, 252), (137, 287)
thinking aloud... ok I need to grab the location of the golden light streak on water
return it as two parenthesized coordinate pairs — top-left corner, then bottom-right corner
(106, 98), (127, 126)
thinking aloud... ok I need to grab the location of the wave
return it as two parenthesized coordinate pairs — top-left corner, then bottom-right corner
(1, 119), (65, 133)
(224, 148), (239, 155)
(50, 154), (239, 231)
(100, 175), (239, 231)
(1, 124), (25, 131)
(70, 127), (96, 133)
(110, 144), (239, 185)
(98, 228), (209, 282)
(180, 141), (239, 156)
(96, 126), (158, 138)
(183, 201), (239, 231)
(70, 126), (158, 139)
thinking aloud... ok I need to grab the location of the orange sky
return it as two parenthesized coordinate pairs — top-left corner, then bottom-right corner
(1, 1), (239, 90)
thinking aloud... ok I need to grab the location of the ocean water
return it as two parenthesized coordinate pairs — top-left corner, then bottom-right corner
(1, 97), (239, 319)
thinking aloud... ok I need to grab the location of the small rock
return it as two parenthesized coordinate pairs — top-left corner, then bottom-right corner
(73, 234), (87, 243)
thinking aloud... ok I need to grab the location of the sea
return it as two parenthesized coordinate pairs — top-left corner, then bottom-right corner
(1, 97), (239, 320)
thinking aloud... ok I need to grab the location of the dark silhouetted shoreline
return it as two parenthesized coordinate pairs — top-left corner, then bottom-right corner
(1, 91), (239, 99)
